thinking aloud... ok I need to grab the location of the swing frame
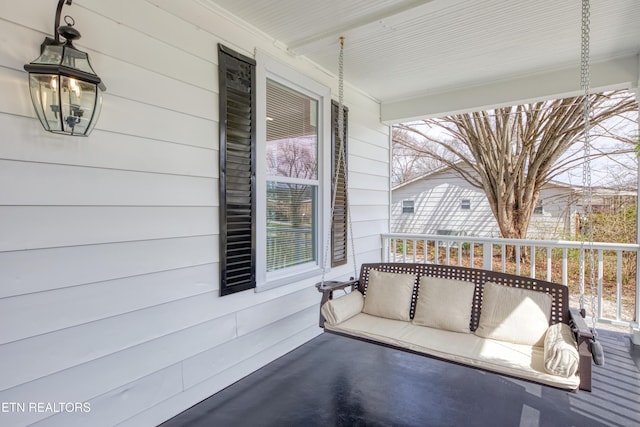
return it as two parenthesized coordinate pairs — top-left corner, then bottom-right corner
(317, 262), (596, 391)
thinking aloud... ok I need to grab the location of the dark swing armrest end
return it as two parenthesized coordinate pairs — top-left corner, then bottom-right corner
(569, 307), (594, 391)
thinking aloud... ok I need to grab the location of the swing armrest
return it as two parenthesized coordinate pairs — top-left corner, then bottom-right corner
(569, 307), (593, 340)
(316, 279), (359, 305)
(316, 279), (358, 293)
(316, 279), (360, 328)
(569, 307), (594, 391)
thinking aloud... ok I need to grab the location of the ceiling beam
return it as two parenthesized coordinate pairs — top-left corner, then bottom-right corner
(381, 54), (640, 124)
(287, 0), (434, 55)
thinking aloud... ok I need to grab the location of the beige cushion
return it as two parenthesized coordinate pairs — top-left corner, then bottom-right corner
(475, 282), (552, 346)
(325, 312), (580, 390)
(413, 276), (476, 333)
(544, 322), (579, 377)
(362, 269), (416, 321)
(321, 291), (364, 325)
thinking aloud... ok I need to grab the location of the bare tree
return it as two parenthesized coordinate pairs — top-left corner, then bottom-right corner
(392, 128), (454, 185)
(394, 90), (637, 241)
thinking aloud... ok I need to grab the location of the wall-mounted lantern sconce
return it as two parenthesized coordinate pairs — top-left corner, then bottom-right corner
(24, 0), (106, 136)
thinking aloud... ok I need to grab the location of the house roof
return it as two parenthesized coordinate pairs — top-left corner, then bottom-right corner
(203, 0), (640, 123)
(392, 163), (637, 196)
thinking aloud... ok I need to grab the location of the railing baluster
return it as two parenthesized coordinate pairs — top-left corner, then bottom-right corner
(483, 242), (492, 271)
(530, 246), (536, 278)
(470, 242), (475, 268)
(546, 246), (552, 281)
(445, 242), (451, 265)
(562, 248), (568, 287)
(516, 245), (521, 276)
(598, 250), (603, 320)
(412, 239), (417, 263)
(617, 250), (623, 322)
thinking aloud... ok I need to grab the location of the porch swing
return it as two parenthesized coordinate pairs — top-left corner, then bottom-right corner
(316, 0), (602, 392)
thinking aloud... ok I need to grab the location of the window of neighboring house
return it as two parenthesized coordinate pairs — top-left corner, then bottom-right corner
(256, 52), (331, 290)
(402, 200), (415, 214)
(461, 199), (471, 210)
(534, 200), (544, 214)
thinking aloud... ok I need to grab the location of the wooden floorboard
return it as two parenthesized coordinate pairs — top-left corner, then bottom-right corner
(161, 329), (640, 427)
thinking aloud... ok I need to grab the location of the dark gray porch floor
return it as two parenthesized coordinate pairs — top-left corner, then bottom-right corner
(161, 329), (640, 427)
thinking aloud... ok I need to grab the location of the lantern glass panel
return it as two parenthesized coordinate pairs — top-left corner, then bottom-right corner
(28, 74), (61, 132)
(59, 76), (98, 135)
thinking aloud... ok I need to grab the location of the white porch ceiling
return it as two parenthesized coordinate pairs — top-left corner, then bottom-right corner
(203, 0), (640, 122)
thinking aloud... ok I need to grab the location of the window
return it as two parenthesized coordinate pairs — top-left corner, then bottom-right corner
(256, 52), (331, 290)
(265, 79), (318, 272)
(534, 200), (543, 214)
(461, 199), (471, 210)
(402, 200), (415, 214)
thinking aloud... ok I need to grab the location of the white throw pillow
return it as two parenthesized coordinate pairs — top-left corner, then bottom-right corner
(413, 276), (476, 333)
(475, 281), (552, 346)
(362, 269), (416, 321)
(321, 291), (364, 325)
(544, 322), (579, 377)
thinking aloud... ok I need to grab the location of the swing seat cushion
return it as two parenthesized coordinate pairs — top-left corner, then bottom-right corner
(362, 270), (415, 321)
(324, 312), (580, 389)
(475, 282), (552, 346)
(544, 322), (580, 377)
(412, 277), (476, 333)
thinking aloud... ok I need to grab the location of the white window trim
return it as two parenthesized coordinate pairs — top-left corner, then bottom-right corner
(402, 199), (415, 214)
(255, 51), (331, 292)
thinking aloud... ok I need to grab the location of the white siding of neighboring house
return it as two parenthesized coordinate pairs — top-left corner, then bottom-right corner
(392, 168), (577, 239)
(0, 1), (389, 426)
(528, 186), (578, 240)
(392, 169), (500, 237)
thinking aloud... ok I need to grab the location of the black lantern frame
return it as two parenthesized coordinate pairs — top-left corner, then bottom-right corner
(24, 0), (106, 136)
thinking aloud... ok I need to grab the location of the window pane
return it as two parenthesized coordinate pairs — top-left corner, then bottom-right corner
(402, 200), (414, 214)
(266, 182), (316, 271)
(266, 79), (318, 179)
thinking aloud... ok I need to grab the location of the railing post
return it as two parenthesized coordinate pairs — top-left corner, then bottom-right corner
(381, 235), (388, 263)
(633, 87), (640, 345)
(483, 242), (492, 271)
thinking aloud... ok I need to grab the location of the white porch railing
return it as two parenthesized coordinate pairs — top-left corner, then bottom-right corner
(382, 233), (640, 329)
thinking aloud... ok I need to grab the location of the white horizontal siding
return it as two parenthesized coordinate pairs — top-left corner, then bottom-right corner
(0, 115), (217, 177)
(392, 169), (576, 238)
(118, 325), (321, 427)
(0, 264), (217, 345)
(0, 160), (217, 206)
(0, 235), (217, 297)
(0, 0), (389, 426)
(392, 171), (500, 236)
(0, 206), (218, 251)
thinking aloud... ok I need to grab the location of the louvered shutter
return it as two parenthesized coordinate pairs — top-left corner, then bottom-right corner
(218, 44), (256, 296)
(331, 100), (348, 267)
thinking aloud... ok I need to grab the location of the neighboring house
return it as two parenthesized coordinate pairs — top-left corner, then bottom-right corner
(392, 165), (634, 240)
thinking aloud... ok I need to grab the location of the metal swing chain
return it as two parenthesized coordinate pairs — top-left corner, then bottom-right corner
(321, 37), (357, 284)
(579, 0), (598, 333)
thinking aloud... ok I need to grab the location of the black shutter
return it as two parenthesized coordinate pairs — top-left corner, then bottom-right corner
(218, 44), (256, 296)
(331, 100), (348, 267)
